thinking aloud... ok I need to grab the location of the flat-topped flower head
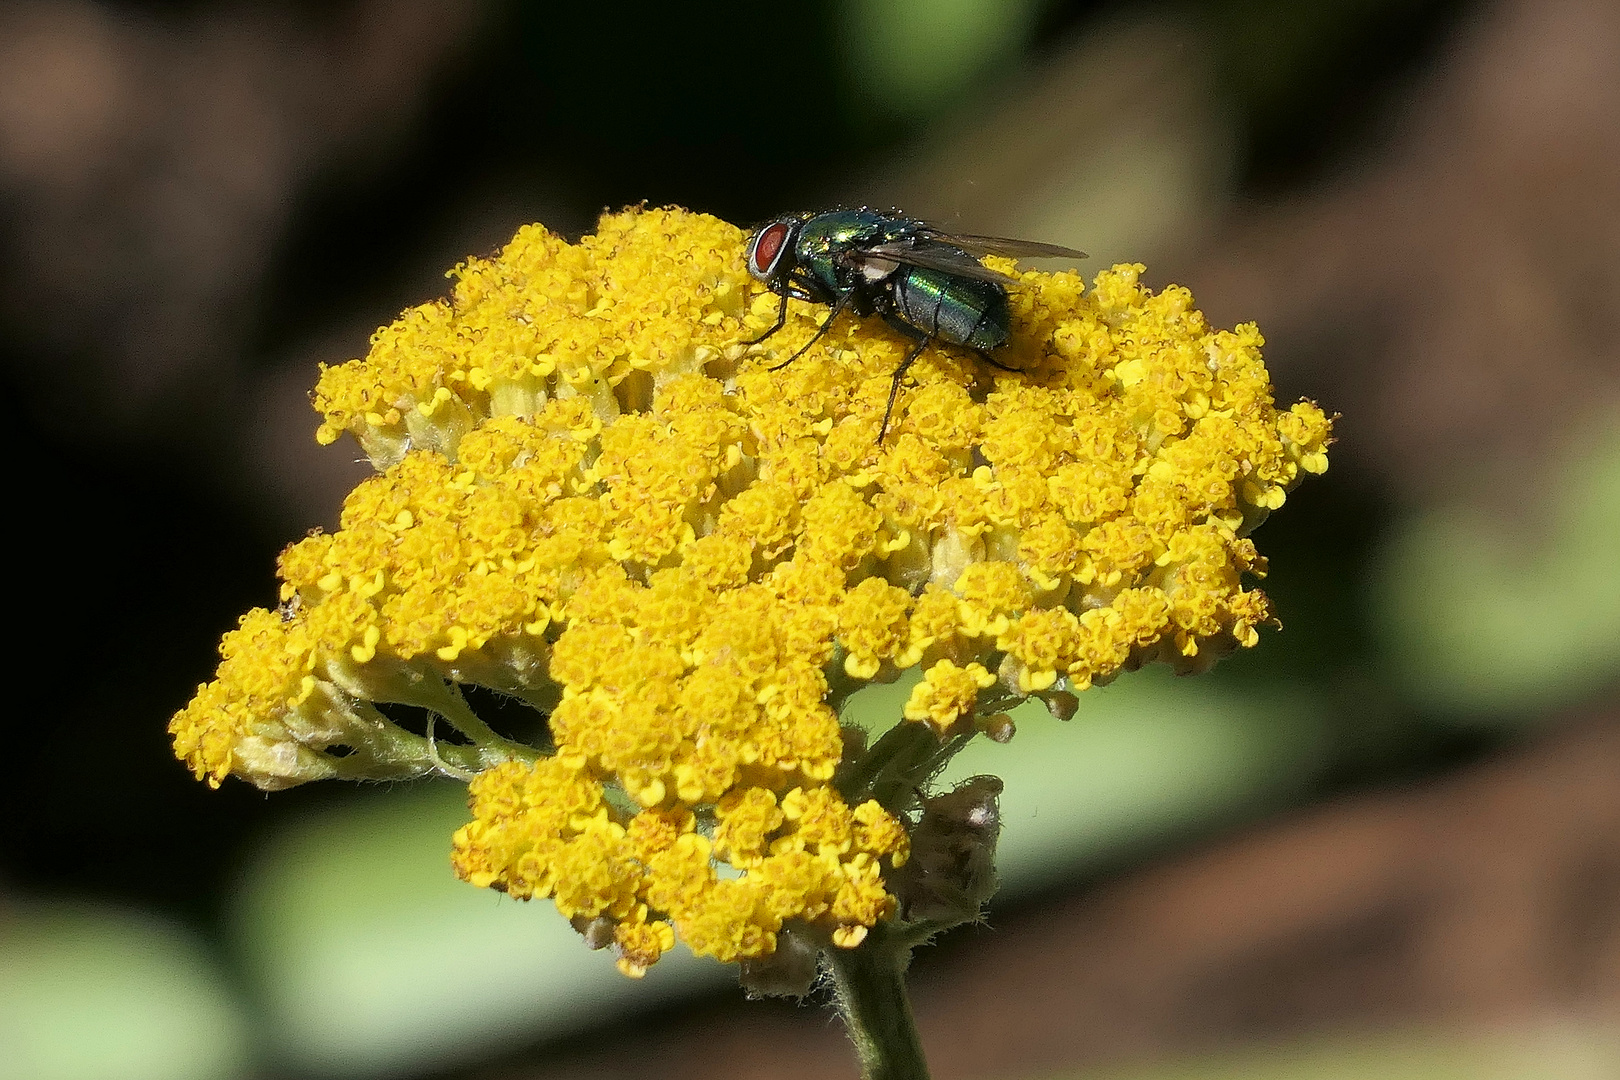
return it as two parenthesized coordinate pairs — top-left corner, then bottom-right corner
(170, 206), (1331, 978)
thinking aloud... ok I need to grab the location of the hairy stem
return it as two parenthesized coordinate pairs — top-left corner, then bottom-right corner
(827, 929), (929, 1080)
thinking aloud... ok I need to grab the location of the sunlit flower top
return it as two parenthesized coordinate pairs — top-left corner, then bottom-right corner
(170, 206), (1330, 978)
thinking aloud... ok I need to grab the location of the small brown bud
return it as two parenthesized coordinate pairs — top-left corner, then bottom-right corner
(571, 914), (615, 950)
(738, 924), (820, 999)
(976, 712), (1015, 743)
(1038, 690), (1079, 721)
(889, 775), (1004, 926)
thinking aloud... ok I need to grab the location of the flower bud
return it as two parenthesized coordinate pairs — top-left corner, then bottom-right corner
(890, 776), (1003, 926)
(737, 924), (820, 999)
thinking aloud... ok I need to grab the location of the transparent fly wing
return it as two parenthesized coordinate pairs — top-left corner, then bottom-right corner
(922, 231), (1088, 262)
(854, 241), (1022, 285)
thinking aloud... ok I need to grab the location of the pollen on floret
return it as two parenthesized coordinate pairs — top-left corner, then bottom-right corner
(831, 925), (869, 949)
(904, 659), (997, 736)
(614, 917), (676, 978)
(837, 577), (913, 679)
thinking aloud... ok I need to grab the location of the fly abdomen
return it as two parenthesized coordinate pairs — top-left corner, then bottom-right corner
(892, 267), (1010, 351)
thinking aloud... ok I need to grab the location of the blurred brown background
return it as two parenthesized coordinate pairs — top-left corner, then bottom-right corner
(1, 1), (1617, 1079)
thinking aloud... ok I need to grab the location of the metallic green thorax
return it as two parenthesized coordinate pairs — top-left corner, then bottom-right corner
(792, 209), (891, 299)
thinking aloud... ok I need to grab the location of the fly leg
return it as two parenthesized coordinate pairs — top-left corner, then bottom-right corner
(769, 289), (856, 371)
(878, 314), (934, 445)
(744, 272), (818, 346)
(745, 288), (791, 345)
(975, 349), (1023, 374)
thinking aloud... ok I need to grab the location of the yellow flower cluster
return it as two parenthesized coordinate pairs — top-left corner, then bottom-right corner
(452, 758), (907, 973)
(169, 206), (1329, 976)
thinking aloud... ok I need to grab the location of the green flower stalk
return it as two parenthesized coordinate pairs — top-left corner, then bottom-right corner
(170, 207), (1331, 1076)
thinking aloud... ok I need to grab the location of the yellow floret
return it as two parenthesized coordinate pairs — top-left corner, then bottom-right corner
(903, 659), (998, 736)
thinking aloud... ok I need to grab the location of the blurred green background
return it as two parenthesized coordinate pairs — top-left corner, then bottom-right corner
(2, 0), (1617, 1078)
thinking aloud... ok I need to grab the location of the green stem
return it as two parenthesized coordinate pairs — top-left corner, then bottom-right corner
(827, 930), (930, 1080)
(837, 721), (934, 807)
(839, 721), (976, 819)
(398, 679), (533, 767)
(328, 701), (491, 781)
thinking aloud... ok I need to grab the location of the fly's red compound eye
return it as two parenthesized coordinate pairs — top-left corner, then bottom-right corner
(748, 222), (791, 280)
